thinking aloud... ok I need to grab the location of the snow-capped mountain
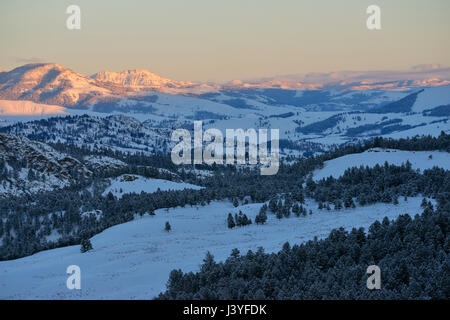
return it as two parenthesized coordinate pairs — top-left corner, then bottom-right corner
(1, 63), (450, 111)
(0, 133), (91, 197)
(0, 63), (218, 109)
(92, 69), (195, 89)
(0, 63), (112, 107)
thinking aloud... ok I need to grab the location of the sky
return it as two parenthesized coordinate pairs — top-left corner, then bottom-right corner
(1, 0), (449, 82)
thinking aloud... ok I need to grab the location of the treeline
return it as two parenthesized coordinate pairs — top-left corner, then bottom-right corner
(158, 197), (450, 300)
(328, 131), (450, 158)
(306, 162), (450, 207)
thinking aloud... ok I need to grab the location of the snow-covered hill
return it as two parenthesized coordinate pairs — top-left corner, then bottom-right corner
(0, 197), (428, 299)
(103, 174), (202, 198)
(0, 198), (430, 299)
(0, 100), (67, 115)
(412, 86), (450, 112)
(294, 110), (449, 141)
(1, 108), (448, 160)
(0, 114), (174, 154)
(313, 148), (450, 181)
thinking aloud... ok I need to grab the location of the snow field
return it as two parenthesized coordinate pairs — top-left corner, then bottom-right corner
(0, 197), (428, 299)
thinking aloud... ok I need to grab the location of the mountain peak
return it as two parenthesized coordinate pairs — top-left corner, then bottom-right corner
(92, 69), (193, 88)
(0, 62), (110, 106)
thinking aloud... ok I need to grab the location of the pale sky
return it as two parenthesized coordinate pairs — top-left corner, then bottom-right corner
(1, 0), (449, 82)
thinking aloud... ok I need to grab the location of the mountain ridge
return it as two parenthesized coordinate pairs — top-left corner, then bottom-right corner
(91, 69), (195, 89)
(0, 132), (91, 197)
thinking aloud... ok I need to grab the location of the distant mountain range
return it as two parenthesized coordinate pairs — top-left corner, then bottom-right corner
(0, 63), (448, 150)
(1, 63), (450, 108)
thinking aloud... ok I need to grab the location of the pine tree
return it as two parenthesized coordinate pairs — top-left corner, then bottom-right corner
(295, 185), (305, 204)
(344, 194), (354, 208)
(276, 208), (283, 219)
(27, 168), (36, 182)
(421, 198), (428, 208)
(302, 207), (307, 216)
(269, 198), (277, 212)
(283, 204), (290, 218)
(255, 207), (267, 225)
(165, 221), (171, 232)
(227, 213), (236, 229)
(292, 203), (300, 216)
(393, 196), (399, 205)
(80, 238), (93, 253)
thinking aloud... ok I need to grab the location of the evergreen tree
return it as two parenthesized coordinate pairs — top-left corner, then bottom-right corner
(344, 194), (354, 208)
(227, 213), (236, 229)
(276, 208), (283, 220)
(255, 207), (267, 225)
(393, 196), (399, 205)
(80, 238), (93, 253)
(269, 198), (277, 212)
(421, 198), (428, 208)
(292, 203), (300, 216)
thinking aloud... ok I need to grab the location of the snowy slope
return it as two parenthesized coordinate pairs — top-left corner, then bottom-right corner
(102, 174), (202, 198)
(313, 148), (450, 181)
(0, 197), (428, 299)
(0, 100), (67, 115)
(383, 122), (449, 140)
(412, 86), (450, 112)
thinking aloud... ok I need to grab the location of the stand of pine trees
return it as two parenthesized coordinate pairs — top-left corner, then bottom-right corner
(158, 196), (450, 300)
